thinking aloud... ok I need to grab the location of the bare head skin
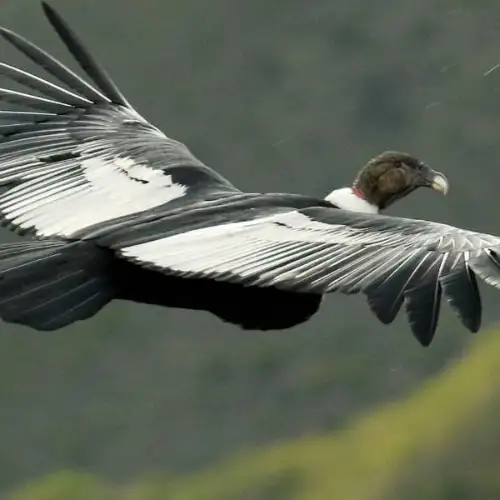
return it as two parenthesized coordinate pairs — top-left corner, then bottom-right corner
(353, 151), (448, 210)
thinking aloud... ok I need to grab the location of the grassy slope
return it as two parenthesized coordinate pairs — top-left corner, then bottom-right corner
(10, 327), (500, 500)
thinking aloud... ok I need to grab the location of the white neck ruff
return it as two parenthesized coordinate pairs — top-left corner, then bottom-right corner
(325, 187), (379, 214)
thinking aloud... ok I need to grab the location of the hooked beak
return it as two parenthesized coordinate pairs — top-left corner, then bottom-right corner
(421, 167), (449, 195)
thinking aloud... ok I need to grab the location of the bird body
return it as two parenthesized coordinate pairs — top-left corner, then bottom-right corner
(0, 2), (497, 346)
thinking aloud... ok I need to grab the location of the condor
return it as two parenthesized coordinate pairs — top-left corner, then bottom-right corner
(0, 2), (496, 346)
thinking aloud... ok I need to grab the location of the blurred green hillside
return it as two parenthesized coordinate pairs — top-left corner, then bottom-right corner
(1, 0), (500, 496)
(9, 326), (500, 500)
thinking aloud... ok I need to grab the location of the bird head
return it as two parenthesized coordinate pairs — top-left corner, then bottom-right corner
(352, 151), (448, 210)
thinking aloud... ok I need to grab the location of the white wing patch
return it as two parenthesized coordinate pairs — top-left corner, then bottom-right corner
(119, 210), (409, 274)
(0, 155), (187, 237)
(123, 211), (338, 255)
(121, 211), (329, 272)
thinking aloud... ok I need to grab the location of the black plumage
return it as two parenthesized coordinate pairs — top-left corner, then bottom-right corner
(0, 2), (497, 346)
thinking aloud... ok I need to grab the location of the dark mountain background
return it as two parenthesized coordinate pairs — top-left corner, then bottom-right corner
(2, 0), (500, 498)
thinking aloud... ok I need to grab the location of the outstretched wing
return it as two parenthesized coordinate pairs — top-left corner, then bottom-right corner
(0, 2), (238, 238)
(116, 205), (500, 345)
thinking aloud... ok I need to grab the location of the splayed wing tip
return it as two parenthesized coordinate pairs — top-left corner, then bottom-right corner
(40, 1), (131, 107)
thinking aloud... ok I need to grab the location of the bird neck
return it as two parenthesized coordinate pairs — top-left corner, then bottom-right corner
(351, 186), (367, 200)
(324, 187), (379, 214)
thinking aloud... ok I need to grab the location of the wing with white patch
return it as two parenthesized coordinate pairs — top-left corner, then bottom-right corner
(118, 206), (500, 345)
(0, 3), (238, 238)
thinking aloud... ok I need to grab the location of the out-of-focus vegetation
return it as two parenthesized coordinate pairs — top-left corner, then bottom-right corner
(1, 0), (500, 497)
(9, 327), (500, 500)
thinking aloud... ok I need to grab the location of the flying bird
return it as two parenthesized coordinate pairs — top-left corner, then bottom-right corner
(0, 2), (497, 347)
